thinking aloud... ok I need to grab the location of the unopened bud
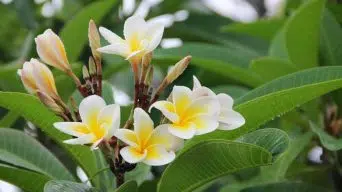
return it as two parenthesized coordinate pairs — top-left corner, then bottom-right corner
(82, 65), (90, 80)
(88, 57), (96, 76)
(37, 91), (64, 114)
(144, 65), (154, 86)
(166, 56), (191, 84)
(88, 20), (101, 63)
(142, 52), (153, 68)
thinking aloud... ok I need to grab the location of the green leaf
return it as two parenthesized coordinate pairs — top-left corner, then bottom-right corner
(250, 57), (297, 82)
(158, 140), (272, 192)
(222, 19), (285, 42)
(0, 92), (100, 185)
(269, 0), (325, 69)
(310, 122), (342, 151)
(241, 182), (332, 192)
(116, 180), (138, 192)
(13, 0), (37, 29)
(154, 43), (263, 87)
(0, 128), (74, 180)
(60, 0), (118, 62)
(185, 66), (342, 150)
(236, 128), (289, 157)
(44, 180), (97, 192)
(0, 163), (51, 192)
(0, 111), (19, 127)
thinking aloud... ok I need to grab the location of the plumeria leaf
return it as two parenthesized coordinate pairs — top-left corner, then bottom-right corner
(0, 128), (74, 180)
(236, 128), (289, 158)
(222, 19), (286, 42)
(269, 0), (325, 69)
(154, 43), (263, 87)
(249, 57), (297, 82)
(44, 180), (98, 192)
(158, 140), (272, 192)
(185, 66), (342, 150)
(0, 92), (101, 187)
(310, 122), (342, 151)
(211, 85), (250, 100)
(241, 182), (332, 192)
(115, 180), (138, 192)
(60, 0), (118, 62)
(0, 163), (51, 192)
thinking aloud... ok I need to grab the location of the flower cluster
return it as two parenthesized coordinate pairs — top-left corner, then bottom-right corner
(18, 15), (245, 184)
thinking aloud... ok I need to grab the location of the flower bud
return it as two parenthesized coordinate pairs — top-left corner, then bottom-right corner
(144, 65), (154, 86)
(88, 57), (97, 76)
(18, 59), (58, 99)
(88, 20), (101, 64)
(142, 52), (153, 68)
(82, 65), (90, 80)
(37, 91), (64, 115)
(35, 29), (71, 73)
(166, 56), (191, 84)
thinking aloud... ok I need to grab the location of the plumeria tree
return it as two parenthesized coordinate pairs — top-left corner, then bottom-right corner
(1, 0), (342, 192)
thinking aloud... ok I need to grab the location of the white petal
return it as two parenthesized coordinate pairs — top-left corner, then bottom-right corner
(145, 22), (164, 52)
(184, 96), (220, 119)
(168, 123), (196, 139)
(79, 95), (106, 128)
(217, 93), (234, 109)
(147, 124), (184, 151)
(133, 108), (154, 145)
(63, 134), (95, 145)
(115, 129), (139, 147)
(190, 115), (219, 135)
(54, 122), (89, 137)
(143, 145), (175, 166)
(172, 86), (193, 116)
(124, 15), (147, 41)
(120, 146), (147, 164)
(149, 101), (179, 123)
(125, 49), (144, 60)
(192, 76), (202, 90)
(97, 43), (130, 57)
(98, 104), (120, 139)
(218, 109), (245, 130)
(192, 86), (216, 99)
(99, 27), (124, 44)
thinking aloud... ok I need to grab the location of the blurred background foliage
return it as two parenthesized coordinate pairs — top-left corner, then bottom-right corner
(2, 0), (342, 191)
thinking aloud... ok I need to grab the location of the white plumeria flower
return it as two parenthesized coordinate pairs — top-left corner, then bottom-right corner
(192, 76), (245, 130)
(54, 95), (120, 150)
(97, 15), (164, 62)
(115, 108), (183, 166)
(150, 86), (220, 139)
(17, 58), (58, 99)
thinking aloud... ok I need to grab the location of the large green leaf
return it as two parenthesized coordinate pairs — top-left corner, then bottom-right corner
(0, 163), (51, 192)
(185, 66), (342, 149)
(221, 132), (314, 192)
(310, 122), (342, 151)
(44, 180), (97, 192)
(269, 0), (325, 69)
(115, 180), (138, 192)
(241, 182), (332, 192)
(0, 92), (99, 185)
(60, 0), (118, 62)
(0, 129), (74, 180)
(212, 85), (250, 100)
(0, 111), (19, 127)
(158, 140), (272, 192)
(250, 57), (297, 82)
(222, 19), (285, 42)
(154, 43), (263, 87)
(236, 128), (289, 157)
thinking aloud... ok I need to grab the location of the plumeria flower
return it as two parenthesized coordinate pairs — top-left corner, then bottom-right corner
(17, 58), (58, 99)
(192, 76), (245, 130)
(97, 15), (164, 62)
(115, 108), (183, 166)
(54, 95), (120, 150)
(150, 86), (220, 139)
(35, 29), (71, 73)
